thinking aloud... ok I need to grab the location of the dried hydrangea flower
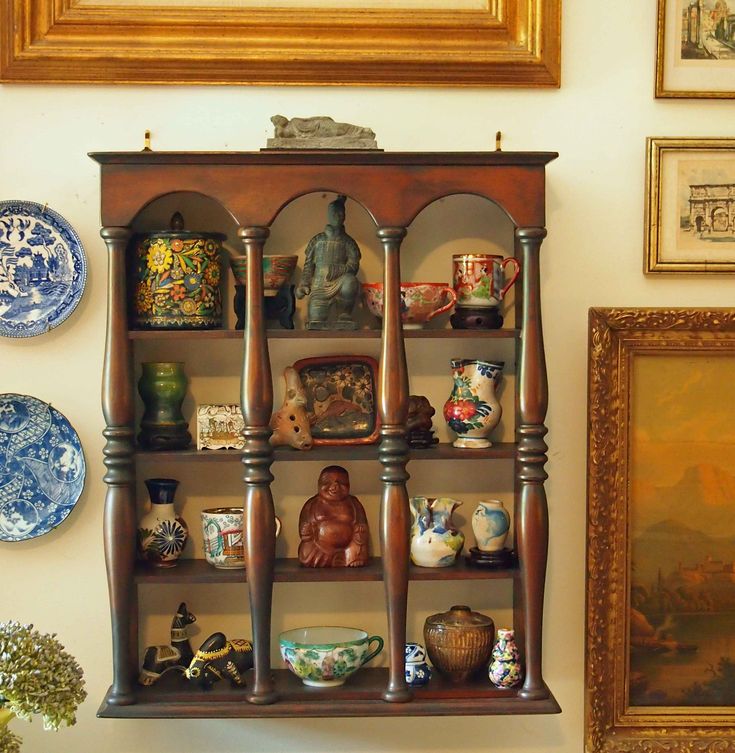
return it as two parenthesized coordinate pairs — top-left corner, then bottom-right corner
(0, 622), (86, 734)
(0, 722), (21, 753)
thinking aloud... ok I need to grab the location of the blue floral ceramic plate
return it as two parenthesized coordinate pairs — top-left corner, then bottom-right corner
(0, 200), (87, 338)
(0, 394), (86, 542)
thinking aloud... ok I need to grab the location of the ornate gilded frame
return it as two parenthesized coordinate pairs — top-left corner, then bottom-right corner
(656, 0), (735, 99)
(645, 138), (735, 274)
(0, 0), (560, 86)
(586, 307), (735, 753)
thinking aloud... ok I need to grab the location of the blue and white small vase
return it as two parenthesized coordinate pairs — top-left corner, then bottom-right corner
(472, 500), (511, 552)
(137, 478), (189, 568)
(488, 629), (522, 688)
(405, 642), (432, 688)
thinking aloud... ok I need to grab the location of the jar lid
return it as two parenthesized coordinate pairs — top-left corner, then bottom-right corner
(144, 212), (226, 242)
(425, 605), (494, 629)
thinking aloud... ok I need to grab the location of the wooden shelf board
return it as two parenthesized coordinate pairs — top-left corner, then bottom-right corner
(98, 669), (560, 718)
(135, 442), (517, 463)
(128, 328), (519, 340)
(134, 557), (518, 584)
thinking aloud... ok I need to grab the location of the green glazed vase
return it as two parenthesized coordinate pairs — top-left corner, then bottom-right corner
(137, 362), (192, 451)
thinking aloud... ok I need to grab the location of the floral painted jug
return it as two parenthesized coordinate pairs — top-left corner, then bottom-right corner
(488, 628), (522, 688)
(443, 359), (503, 448)
(410, 496), (465, 568)
(137, 478), (189, 567)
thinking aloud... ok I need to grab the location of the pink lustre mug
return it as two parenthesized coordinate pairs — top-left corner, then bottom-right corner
(362, 282), (457, 329)
(452, 254), (520, 309)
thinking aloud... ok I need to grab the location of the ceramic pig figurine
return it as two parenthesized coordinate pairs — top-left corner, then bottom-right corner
(270, 366), (313, 450)
(185, 632), (254, 689)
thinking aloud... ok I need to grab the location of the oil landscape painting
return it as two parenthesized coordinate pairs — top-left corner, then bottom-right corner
(629, 353), (735, 706)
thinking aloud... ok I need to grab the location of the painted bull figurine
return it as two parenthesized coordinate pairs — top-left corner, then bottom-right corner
(185, 631), (254, 689)
(139, 602), (197, 686)
(270, 366), (313, 450)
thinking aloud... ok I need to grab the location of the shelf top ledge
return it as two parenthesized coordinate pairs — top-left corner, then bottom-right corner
(88, 150), (559, 167)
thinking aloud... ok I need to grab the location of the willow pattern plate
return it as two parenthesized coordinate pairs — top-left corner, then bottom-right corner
(0, 200), (87, 338)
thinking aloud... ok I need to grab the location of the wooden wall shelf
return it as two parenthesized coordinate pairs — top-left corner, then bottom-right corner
(134, 557), (519, 584)
(98, 669), (560, 719)
(93, 149), (557, 719)
(128, 328), (520, 341)
(135, 443), (518, 464)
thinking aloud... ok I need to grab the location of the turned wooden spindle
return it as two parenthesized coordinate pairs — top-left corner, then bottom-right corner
(239, 226), (279, 705)
(515, 226), (550, 701)
(377, 226), (412, 703)
(101, 226), (137, 706)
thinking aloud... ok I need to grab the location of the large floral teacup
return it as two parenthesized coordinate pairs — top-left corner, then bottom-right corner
(362, 282), (457, 329)
(279, 626), (383, 687)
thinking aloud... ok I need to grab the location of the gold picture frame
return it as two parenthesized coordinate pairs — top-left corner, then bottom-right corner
(586, 307), (735, 753)
(0, 0), (560, 86)
(645, 137), (735, 274)
(656, 0), (735, 99)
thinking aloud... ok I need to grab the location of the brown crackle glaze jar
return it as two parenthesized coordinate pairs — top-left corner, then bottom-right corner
(423, 604), (495, 683)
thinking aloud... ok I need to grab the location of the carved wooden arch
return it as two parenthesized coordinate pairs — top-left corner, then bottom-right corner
(93, 153), (556, 230)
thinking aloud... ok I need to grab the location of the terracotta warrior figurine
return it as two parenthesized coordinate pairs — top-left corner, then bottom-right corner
(298, 465), (369, 567)
(296, 195), (361, 330)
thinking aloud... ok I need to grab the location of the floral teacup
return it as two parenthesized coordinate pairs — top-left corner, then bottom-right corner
(279, 626), (383, 687)
(362, 282), (457, 329)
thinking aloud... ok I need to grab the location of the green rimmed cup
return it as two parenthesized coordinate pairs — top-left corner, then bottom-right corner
(279, 626), (383, 687)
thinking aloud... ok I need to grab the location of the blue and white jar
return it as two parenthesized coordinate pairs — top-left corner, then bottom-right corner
(405, 642), (432, 688)
(472, 499), (510, 552)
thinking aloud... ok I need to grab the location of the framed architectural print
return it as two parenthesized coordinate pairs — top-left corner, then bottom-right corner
(0, 0), (560, 86)
(657, 0), (735, 98)
(645, 138), (735, 273)
(586, 307), (735, 753)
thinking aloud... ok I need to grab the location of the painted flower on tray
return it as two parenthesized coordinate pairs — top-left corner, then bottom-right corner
(146, 240), (173, 274)
(170, 238), (184, 252)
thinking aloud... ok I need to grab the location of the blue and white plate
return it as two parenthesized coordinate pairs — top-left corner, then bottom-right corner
(0, 394), (86, 542)
(0, 200), (87, 338)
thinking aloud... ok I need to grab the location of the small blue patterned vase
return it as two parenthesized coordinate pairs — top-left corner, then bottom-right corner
(405, 642), (432, 688)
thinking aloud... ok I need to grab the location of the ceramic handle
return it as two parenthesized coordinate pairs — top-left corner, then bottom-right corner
(361, 636), (384, 666)
(499, 257), (521, 299)
(426, 286), (458, 321)
(274, 515), (282, 538)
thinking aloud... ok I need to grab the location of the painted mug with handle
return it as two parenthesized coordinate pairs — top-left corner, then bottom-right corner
(452, 254), (521, 309)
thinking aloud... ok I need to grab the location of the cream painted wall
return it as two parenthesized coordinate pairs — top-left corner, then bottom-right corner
(2, 1), (734, 751)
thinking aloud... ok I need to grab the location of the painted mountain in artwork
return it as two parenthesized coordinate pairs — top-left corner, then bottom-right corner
(632, 519), (729, 585)
(632, 463), (735, 540)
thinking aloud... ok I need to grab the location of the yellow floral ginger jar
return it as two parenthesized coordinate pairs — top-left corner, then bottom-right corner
(133, 212), (225, 329)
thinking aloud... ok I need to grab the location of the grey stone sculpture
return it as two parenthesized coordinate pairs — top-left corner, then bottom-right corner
(267, 115), (378, 150)
(296, 195), (361, 330)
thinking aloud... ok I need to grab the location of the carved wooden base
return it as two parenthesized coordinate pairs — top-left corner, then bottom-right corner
(450, 306), (503, 330)
(234, 285), (295, 330)
(467, 547), (514, 569)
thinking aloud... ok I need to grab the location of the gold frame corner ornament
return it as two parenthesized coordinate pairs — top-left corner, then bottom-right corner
(586, 307), (735, 753)
(644, 137), (735, 274)
(0, 0), (561, 86)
